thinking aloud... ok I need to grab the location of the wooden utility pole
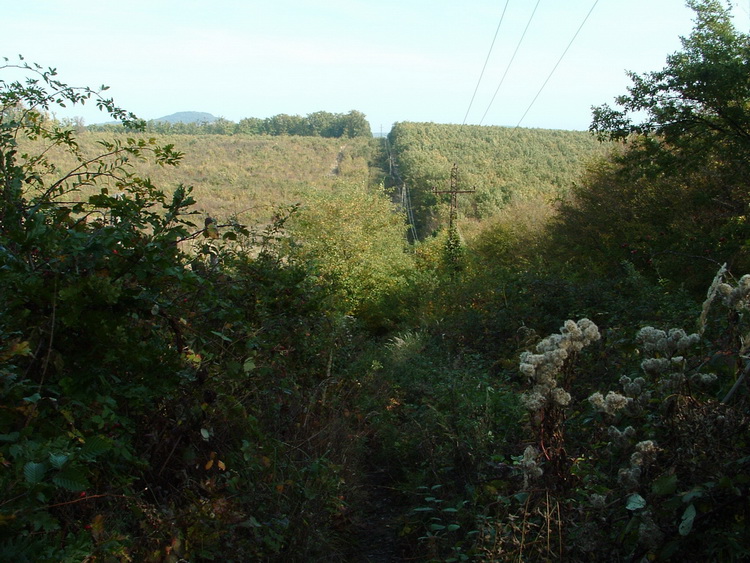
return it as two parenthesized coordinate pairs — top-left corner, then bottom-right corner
(433, 163), (475, 231)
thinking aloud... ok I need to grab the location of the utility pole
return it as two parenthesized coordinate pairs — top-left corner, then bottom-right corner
(433, 163), (475, 231)
(433, 163), (475, 273)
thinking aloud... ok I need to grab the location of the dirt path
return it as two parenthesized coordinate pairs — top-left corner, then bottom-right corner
(355, 466), (406, 562)
(329, 145), (347, 176)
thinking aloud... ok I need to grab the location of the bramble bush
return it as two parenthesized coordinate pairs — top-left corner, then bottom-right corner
(0, 58), (369, 561)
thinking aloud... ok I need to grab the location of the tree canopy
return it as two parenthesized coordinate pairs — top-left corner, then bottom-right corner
(90, 109), (373, 138)
(555, 0), (750, 289)
(591, 0), (750, 150)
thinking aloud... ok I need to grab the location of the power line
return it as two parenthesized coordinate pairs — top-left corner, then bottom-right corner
(384, 136), (419, 241)
(479, 0), (541, 126)
(403, 182), (419, 242)
(515, 0), (600, 128)
(462, 0), (511, 126)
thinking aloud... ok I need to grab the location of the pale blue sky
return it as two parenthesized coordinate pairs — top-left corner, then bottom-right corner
(4, 1), (748, 131)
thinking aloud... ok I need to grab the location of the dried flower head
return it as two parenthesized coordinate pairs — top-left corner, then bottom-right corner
(520, 390), (546, 412)
(690, 372), (718, 386)
(722, 274), (750, 310)
(700, 263), (728, 332)
(636, 326), (699, 358)
(617, 466), (641, 491)
(608, 425), (635, 447)
(519, 318), (600, 414)
(550, 387), (571, 406)
(519, 445), (543, 488)
(640, 357), (670, 376)
(589, 390), (631, 416)
(589, 493), (607, 509)
(635, 440), (658, 455)
(627, 440), (659, 477)
(620, 375), (647, 397)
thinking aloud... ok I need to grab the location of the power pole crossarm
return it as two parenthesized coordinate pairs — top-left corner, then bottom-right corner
(432, 163), (475, 231)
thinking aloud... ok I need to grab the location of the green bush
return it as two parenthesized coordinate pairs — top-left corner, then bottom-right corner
(283, 181), (414, 330)
(0, 58), (368, 561)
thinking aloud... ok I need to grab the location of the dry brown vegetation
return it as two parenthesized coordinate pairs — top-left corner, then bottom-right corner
(23, 132), (382, 225)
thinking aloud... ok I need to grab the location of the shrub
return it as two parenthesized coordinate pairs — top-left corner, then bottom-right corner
(0, 58), (367, 561)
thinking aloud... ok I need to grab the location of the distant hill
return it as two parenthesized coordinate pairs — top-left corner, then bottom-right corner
(152, 111), (217, 124)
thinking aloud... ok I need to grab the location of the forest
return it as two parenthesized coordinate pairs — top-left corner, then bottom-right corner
(88, 110), (373, 138)
(1, 1), (749, 561)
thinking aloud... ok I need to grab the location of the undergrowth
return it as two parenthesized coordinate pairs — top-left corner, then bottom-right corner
(2, 51), (750, 562)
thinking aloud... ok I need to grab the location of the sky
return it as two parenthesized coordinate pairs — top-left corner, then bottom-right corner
(3, 1), (749, 132)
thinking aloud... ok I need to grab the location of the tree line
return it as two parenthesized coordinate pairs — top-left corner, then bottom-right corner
(88, 109), (373, 138)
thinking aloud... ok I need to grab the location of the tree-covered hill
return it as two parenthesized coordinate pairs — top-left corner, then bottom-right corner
(31, 123), (603, 234)
(152, 111), (218, 124)
(20, 133), (380, 225)
(387, 122), (608, 237)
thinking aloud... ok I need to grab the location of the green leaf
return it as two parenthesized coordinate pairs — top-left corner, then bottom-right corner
(682, 487), (705, 503)
(52, 467), (89, 491)
(679, 504), (696, 536)
(660, 540), (681, 560)
(211, 331), (232, 342)
(24, 461), (47, 484)
(652, 474), (678, 496)
(31, 510), (61, 532)
(239, 516), (262, 528)
(626, 493), (647, 511)
(80, 435), (112, 460)
(200, 428), (210, 440)
(48, 453), (68, 469)
(447, 523), (461, 532)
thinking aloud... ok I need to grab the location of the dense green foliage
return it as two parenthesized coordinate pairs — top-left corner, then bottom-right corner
(89, 109), (373, 138)
(554, 0), (750, 292)
(0, 59), (387, 561)
(283, 182), (414, 328)
(387, 121), (606, 237)
(3, 2), (750, 559)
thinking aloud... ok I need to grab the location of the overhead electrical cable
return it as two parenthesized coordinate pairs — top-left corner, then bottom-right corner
(478, 0), (541, 126)
(462, 0), (511, 126)
(385, 136), (419, 241)
(515, 0), (600, 127)
(404, 182), (419, 242)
